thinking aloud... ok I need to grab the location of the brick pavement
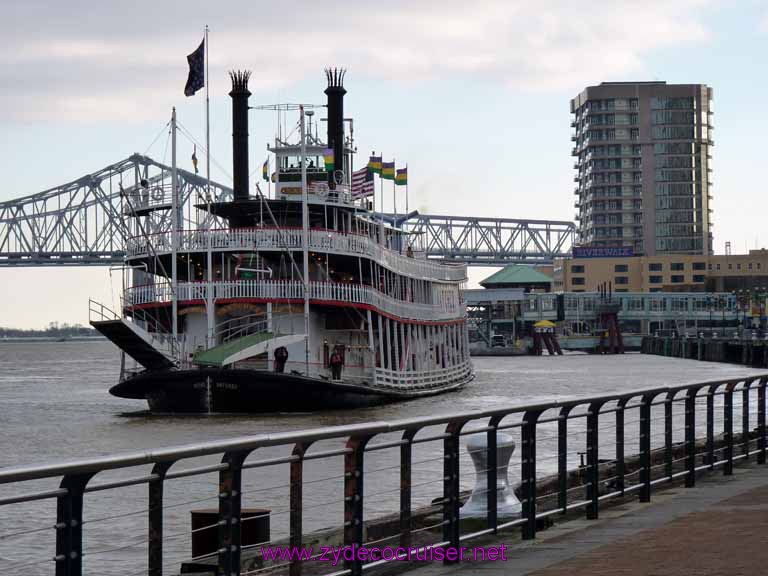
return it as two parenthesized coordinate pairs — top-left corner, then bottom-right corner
(396, 462), (768, 576)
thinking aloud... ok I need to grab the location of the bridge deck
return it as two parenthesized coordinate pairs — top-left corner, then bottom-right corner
(400, 461), (768, 576)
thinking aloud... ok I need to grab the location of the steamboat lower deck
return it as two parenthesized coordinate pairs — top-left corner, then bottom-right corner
(111, 367), (472, 413)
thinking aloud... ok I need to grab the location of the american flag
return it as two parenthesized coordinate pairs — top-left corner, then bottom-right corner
(351, 166), (375, 199)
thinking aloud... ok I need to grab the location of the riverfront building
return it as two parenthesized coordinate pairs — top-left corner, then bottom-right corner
(554, 250), (768, 296)
(571, 81), (714, 256)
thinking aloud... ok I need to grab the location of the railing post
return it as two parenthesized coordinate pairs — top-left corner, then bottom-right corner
(586, 401), (605, 520)
(558, 406), (573, 513)
(55, 473), (94, 576)
(743, 379), (754, 459)
(400, 429), (417, 548)
(442, 420), (466, 565)
(616, 398), (629, 495)
(759, 377), (767, 465)
(290, 442), (312, 576)
(487, 416), (503, 532)
(706, 384), (717, 469)
(724, 382), (735, 476)
(218, 451), (250, 576)
(685, 386), (699, 488)
(344, 435), (372, 576)
(521, 410), (542, 540)
(639, 393), (653, 503)
(148, 462), (173, 576)
(664, 392), (675, 480)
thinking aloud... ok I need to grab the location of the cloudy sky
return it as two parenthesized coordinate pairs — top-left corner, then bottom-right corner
(1, 0), (767, 328)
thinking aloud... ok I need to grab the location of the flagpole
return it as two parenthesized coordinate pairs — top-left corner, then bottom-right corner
(205, 25), (210, 191)
(204, 24), (214, 349)
(393, 157), (397, 219)
(406, 163), (409, 214)
(380, 153), (385, 246)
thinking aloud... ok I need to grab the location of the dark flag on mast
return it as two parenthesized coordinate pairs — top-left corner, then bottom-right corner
(184, 39), (205, 96)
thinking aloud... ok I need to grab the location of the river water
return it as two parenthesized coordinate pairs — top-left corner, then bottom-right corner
(0, 341), (764, 575)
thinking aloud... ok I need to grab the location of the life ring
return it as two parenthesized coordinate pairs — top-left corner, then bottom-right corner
(315, 183), (329, 198)
(152, 187), (164, 202)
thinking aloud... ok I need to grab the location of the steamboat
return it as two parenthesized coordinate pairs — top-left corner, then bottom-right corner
(90, 68), (473, 412)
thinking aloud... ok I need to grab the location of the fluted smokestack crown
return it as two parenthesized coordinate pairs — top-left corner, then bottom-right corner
(230, 70), (252, 94)
(230, 70), (251, 209)
(324, 68), (347, 189)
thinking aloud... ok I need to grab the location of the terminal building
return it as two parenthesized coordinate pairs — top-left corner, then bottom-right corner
(466, 263), (744, 352)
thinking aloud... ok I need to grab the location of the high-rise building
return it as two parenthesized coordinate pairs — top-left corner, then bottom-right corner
(571, 82), (714, 256)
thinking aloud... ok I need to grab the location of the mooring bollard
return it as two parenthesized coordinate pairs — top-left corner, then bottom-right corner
(461, 432), (521, 517)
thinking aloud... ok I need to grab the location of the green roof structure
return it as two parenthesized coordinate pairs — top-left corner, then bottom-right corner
(479, 265), (554, 289)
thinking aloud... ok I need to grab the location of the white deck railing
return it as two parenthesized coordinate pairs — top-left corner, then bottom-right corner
(373, 361), (473, 389)
(125, 228), (467, 282)
(124, 279), (465, 322)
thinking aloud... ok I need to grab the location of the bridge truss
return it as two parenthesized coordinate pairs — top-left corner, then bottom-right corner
(404, 214), (576, 265)
(0, 156), (576, 267)
(0, 154), (230, 267)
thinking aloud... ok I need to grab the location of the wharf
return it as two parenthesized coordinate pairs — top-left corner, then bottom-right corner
(643, 335), (768, 367)
(397, 460), (768, 576)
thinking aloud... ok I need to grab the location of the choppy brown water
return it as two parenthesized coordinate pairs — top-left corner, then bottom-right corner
(0, 341), (763, 575)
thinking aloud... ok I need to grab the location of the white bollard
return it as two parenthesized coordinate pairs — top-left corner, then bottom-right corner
(460, 432), (521, 518)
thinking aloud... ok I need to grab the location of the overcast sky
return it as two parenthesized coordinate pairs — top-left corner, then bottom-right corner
(1, 0), (767, 329)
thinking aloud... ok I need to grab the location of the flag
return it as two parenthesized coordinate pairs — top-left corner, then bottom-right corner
(382, 161), (395, 180)
(368, 155), (382, 175)
(191, 146), (199, 174)
(351, 166), (375, 198)
(262, 159), (269, 181)
(395, 167), (408, 186)
(184, 38), (205, 97)
(323, 148), (334, 171)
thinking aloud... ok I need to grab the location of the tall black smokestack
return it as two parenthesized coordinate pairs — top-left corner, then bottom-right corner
(230, 70), (251, 203)
(324, 68), (346, 189)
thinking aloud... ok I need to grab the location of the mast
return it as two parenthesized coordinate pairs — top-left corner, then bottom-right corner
(171, 107), (179, 347)
(300, 106), (310, 374)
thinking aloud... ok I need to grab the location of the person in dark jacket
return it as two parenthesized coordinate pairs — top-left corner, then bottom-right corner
(274, 346), (289, 373)
(329, 348), (343, 380)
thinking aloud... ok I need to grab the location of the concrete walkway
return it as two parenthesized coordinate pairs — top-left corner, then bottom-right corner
(399, 461), (768, 576)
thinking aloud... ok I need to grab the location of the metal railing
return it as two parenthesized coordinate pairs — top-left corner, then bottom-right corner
(88, 299), (121, 323)
(1, 375), (767, 576)
(213, 313), (270, 344)
(125, 227), (467, 283)
(124, 279), (465, 322)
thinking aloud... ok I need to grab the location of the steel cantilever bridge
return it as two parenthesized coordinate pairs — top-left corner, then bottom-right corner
(0, 154), (576, 267)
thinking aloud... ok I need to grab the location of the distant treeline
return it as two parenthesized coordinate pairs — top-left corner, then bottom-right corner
(0, 322), (97, 338)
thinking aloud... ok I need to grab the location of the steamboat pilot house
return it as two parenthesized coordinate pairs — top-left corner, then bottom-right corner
(101, 68), (472, 412)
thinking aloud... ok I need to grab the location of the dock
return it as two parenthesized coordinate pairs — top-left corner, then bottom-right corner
(642, 335), (768, 367)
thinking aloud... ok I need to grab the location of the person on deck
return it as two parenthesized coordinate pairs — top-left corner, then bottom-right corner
(329, 348), (343, 380)
(274, 346), (289, 373)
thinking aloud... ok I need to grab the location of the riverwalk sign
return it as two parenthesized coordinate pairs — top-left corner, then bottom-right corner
(573, 246), (634, 258)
